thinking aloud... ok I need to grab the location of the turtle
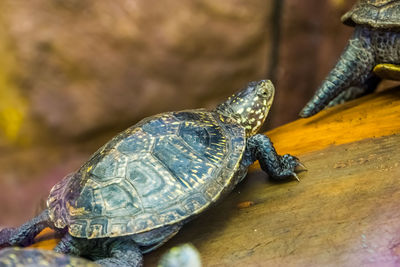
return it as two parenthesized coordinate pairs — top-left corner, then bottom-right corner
(0, 80), (303, 266)
(300, 0), (400, 118)
(0, 244), (200, 267)
(0, 247), (99, 267)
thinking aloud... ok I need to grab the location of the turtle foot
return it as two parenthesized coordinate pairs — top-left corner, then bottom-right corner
(272, 154), (304, 182)
(0, 228), (16, 248)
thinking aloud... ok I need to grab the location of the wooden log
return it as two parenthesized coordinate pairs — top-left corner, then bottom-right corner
(28, 87), (400, 266)
(146, 133), (400, 266)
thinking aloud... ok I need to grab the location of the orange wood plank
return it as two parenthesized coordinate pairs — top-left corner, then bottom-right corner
(265, 87), (400, 157)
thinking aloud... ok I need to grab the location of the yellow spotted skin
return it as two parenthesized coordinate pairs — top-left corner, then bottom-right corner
(0, 247), (99, 267)
(48, 110), (246, 239)
(216, 80), (274, 137)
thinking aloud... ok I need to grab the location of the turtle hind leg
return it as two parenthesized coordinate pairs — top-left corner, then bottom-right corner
(54, 232), (84, 256)
(55, 234), (143, 267)
(0, 209), (52, 248)
(133, 223), (182, 254)
(327, 74), (381, 108)
(95, 237), (143, 267)
(300, 26), (376, 118)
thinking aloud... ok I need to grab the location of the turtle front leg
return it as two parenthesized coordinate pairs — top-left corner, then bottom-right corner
(245, 134), (302, 181)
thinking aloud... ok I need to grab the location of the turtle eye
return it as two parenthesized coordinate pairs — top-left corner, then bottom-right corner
(257, 88), (268, 97)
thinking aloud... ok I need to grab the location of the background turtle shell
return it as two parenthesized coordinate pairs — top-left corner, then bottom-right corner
(0, 247), (99, 267)
(47, 110), (246, 239)
(341, 0), (400, 29)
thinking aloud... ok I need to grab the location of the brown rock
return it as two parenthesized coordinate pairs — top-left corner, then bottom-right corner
(3, 0), (273, 139)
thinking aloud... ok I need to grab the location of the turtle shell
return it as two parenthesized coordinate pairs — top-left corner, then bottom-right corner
(47, 109), (246, 239)
(341, 0), (400, 29)
(0, 247), (99, 267)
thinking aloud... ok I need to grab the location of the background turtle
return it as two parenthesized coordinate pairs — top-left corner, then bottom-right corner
(0, 80), (302, 266)
(300, 0), (400, 117)
(0, 244), (200, 267)
(0, 247), (99, 267)
(158, 243), (201, 267)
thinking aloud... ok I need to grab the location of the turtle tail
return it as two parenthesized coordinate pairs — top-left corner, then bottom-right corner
(0, 209), (52, 248)
(299, 26), (376, 118)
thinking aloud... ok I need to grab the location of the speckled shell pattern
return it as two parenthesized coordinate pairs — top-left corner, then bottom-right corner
(47, 110), (246, 239)
(0, 247), (99, 267)
(342, 0), (400, 29)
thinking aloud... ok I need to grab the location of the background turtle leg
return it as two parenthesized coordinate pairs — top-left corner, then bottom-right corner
(0, 209), (51, 248)
(245, 134), (301, 180)
(300, 26), (376, 117)
(95, 237), (143, 267)
(327, 74), (381, 108)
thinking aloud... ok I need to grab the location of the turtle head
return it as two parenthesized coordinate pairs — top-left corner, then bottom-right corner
(216, 80), (275, 136)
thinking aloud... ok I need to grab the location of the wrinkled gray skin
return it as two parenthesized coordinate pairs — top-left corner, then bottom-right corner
(0, 80), (302, 267)
(300, 0), (400, 117)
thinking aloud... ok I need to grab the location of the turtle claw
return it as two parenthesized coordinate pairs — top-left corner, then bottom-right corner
(292, 157), (306, 181)
(295, 162), (307, 172)
(266, 154), (305, 181)
(292, 173), (300, 182)
(280, 154), (306, 182)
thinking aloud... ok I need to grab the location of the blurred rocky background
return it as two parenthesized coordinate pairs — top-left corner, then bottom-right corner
(0, 0), (357, 226)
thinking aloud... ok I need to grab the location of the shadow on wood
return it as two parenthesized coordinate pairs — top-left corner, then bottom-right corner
(28, 87), (400, 266)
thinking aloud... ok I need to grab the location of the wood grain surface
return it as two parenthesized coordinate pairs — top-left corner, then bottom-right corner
(146, 133), (400, 266)
(27, 87), (400, 266)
